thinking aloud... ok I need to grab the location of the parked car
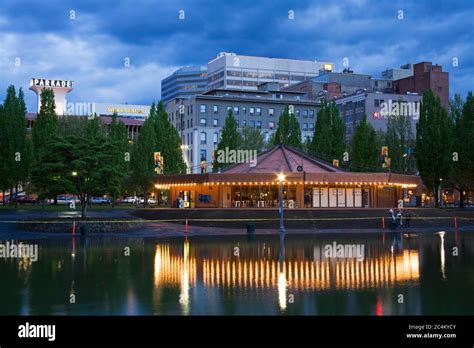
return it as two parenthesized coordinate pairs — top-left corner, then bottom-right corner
(90, 197), (112, 205)
(10, 196), (39, 204)
(121, 196), (138, 204)
(57, 196), (75, 205)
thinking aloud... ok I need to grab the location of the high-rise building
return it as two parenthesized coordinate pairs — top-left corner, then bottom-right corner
(161, 66), (207, 106)
(206, 52), (333, 92)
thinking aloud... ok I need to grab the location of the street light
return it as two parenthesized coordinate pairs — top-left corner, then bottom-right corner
(277, 173), (286, 234)
(72, 171), (77, 176)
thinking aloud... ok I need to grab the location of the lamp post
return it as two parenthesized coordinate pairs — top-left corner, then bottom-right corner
(277, 173), (286, 234)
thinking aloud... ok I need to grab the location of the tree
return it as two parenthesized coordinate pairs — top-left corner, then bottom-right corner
(0, 86), (32, 207)
(154, 101), (187, 174)
(273, 106), (290, 145)
(349, 113), (378, 172)
(415, 90), (454, 207)
(287, 112), (302, 148)
(241, 126), (265, 152)
(130, 111), (157, 206)
(31, 88), (59, 203)
(68, 116), (108, 218)
(212, 109), (241, 172)
(309, 100), (345, 163)
(450, 92), (474, 207)
(32, 88), (58, 156)
(102, 113), (130, 206)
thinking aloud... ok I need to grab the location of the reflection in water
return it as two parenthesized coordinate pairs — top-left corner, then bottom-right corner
(156, 242), (420, 292)
(1, 232), (473, 315)
(438, 231), (446, 279)
(278, 233), (287, 312)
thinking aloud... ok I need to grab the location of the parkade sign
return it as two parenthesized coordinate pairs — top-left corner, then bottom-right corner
(30, 78), (73, 88)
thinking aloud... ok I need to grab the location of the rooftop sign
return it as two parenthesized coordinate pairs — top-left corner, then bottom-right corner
(30, 78), (73, 88)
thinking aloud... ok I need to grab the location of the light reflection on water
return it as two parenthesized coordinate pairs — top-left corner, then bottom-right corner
(0, 231), (473, 315)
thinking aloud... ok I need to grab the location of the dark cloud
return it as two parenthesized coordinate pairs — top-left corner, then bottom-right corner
(0, 0), (472, 110)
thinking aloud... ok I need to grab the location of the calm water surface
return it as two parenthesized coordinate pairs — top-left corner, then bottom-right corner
(0, 231), (473, 315)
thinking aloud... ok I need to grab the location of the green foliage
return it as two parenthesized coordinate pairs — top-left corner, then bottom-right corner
(241, 126), (265, 152)
(154, 101), (187, 174)
(0, 86), (32, 205)
(349, 113), (378, 172)
(309, 99), (345, 162)
(272, 105), (303, 148)
(130, 111), (157, 201)
(415, 89), (454, 207)
(102, 113), (130, 203)
(213, 109), (242, 172)
(449, 92), (474, 206)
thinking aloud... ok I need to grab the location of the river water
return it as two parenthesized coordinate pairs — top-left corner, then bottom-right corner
(0, 231), (473, 315)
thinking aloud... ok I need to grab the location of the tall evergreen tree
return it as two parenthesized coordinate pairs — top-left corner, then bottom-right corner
(287, 112), (302, 148)
(32, 88), (58, 156)
(415, 89), (454, 207)
(31, 88), (60, 203)
(309, 100), (345, 162)
(450, 92), (474, 207)
(0, 86), (32, 206)
(102, 113), (130, 206)
(350, 113), (378, 172)
(130, 111), (157, 205)
(273, 106), (290, 145)
(213, 109), (241, 172)
(154, 101), (186, 174)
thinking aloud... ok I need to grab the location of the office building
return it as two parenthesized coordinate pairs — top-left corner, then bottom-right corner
(166, 83), (320, 173)
(206, 52), (334, 92)
(161, 66), (207, 106)
(334, 91), (422, 140)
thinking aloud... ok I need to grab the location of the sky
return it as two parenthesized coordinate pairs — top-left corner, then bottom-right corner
(1, 0), (473, 112)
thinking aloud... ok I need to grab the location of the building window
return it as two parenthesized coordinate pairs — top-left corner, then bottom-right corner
(309, 123), (314, 131)
(200, 149), (206, 161)
(309, 110), (315, 118)
(256, 107), (261, 116)
(269, 121), (275, 129)
(256, 121), (262, 129)
(233, 106), (239, 115)
(296, 109), (300, 117)
(213, 132), (219, 145)
(303, 110), (308, 118)
(269, 108), (275, 116)
(249, 107), (255, 116)
(213, 119), (218, 127)
(242, 106), (247, 114)
(200, 118), (207, 126)
(190, 119), (193, 127)
(303, 123), (308, 131)
(250, 120), (255, 128)
(374, 99), (379, 107)
(200, 104), (206, 113)
(227, 106), (232, 113)
(242, 120), (247, 127)
(200, 132), (207, 145)
(213, 105), (219, 114)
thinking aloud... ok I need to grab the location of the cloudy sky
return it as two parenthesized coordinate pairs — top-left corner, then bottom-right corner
(1, 0), (473, 111)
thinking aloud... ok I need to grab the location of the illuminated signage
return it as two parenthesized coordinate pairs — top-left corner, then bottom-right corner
(107, 107), (147, 115)
(30, 78), (72, 88)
